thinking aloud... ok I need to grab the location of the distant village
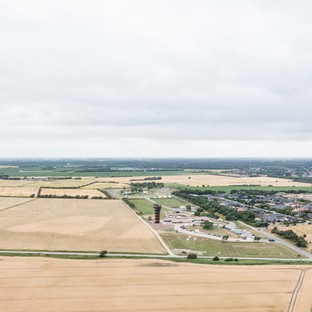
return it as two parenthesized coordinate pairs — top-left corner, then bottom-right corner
(208, 192), (312, 224)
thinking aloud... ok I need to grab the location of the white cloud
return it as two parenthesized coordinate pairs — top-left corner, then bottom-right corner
(0, 0), (312, 157)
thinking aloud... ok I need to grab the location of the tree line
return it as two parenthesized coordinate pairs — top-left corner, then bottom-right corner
(271, 227), (308, 247)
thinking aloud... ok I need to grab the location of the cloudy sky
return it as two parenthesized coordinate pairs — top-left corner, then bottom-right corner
(1, 1), (312, 158)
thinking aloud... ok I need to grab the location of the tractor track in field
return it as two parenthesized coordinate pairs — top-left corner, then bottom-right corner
(287, 269), (309, 312)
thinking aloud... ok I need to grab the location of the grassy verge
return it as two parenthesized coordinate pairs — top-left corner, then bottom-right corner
(1, 252), (312, 265)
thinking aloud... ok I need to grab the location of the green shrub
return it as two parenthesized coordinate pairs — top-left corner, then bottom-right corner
(99, 250), (108, 258)
(187, 253), (198, 259)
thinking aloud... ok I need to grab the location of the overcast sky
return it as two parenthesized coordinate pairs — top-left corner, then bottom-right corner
(1, 1), (312, 158)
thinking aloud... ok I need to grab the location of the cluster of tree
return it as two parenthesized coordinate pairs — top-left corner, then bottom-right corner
(173, 190), (262, 226)
(270, 207), (294, 217)
(39, 194), (89, 199)
(144, 177), (162, 180)
(229, 189), (311, 196)
(181, 189), (218, 195)
(202, 221), (213, 230)
(187, 253), (198, 259)
(271, 227), (308, 247)
(130, 182), (164, 192)
(223, 257), (239, 262)
(99, 250), (108, 257)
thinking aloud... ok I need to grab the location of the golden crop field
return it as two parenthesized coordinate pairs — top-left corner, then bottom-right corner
(0, 187), (38, 197)
(159, 175), (312, 187)
(0, 257), (311, 312)
(82, 182), (130, 189)
(0, 197), (35, 211)
(0, 199), (165, 254)
(0, 180), (36, 187)
(96, 174), (311, 187)
(27, 178), (97, 188)
(39, 188), (105, 198)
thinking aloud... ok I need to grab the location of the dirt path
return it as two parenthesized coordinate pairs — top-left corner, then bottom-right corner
(287, 269), (308, 312)
(292, 269), (312, 312)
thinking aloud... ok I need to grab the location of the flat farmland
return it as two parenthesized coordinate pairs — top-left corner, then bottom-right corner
(160, 174), (311, 187)
(0, 199), (165, 254)
(97, 174), (311, 187)
(0, 257), (311, 312)
(27, 178), (97, 188)
(82, 182), (130, 189)
(39, 188), (105, 198)
(0, 187), (38, 197)
(0, 197), (35, 211)
(0, 180), (35, 187)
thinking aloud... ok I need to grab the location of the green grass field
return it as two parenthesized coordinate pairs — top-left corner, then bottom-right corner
(167, 183), (312, 193)
(1, 167), (204, 178)
(161, 232), (302, 258)
(151, 197), (188, 208)
(127, 199), (167, 218)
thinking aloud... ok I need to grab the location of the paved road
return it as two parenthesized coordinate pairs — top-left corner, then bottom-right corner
(239, 222), (312, 259)
(255, 227), (312, 259)
(123, 198), (175, 256)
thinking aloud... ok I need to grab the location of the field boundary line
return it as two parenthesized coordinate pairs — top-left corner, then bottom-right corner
(0, 198), (37, 212)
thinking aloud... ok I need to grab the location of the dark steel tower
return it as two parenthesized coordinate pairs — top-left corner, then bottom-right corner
(153, 204), (162, 223)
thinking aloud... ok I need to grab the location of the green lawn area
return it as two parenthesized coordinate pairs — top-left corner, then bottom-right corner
(161, 232), (302, 259)
(166, 183), (312, 193)
(151, 197), (188, 208)
(127, 199), (167, 218)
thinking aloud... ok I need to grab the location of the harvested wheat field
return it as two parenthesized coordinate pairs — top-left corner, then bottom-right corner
(0, 197), (35, 211)
(0, 257), (311, 312)
(39, 188), (106, 198)
(0, 199), (165, 253)
(156, 175), (311, 187)
(82, 182), (130, 189)
(97, 174), (310, 187)
(0, 186), (38, 197)
(0, 180), (36, 187)
(27, 178), (97, 188)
